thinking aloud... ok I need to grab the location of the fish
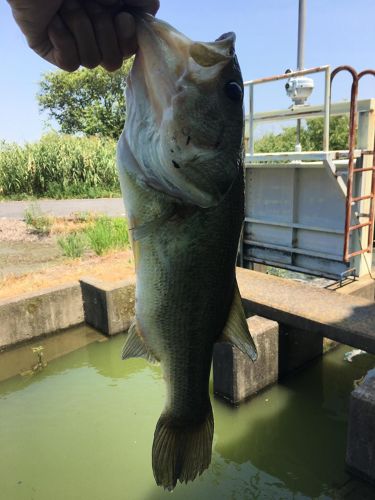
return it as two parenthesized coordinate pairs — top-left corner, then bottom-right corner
(117, 14), (257, 490)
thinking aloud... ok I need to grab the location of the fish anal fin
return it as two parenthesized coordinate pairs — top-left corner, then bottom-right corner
(220, 281), (258, 361)
(152, 405), (214, 490)
(121, 321), (159, 364)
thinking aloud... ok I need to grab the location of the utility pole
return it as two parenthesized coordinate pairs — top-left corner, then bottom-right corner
(296, 0), (306, 152)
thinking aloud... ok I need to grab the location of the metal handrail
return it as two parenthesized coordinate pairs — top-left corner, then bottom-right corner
(244, 65), (331, 156)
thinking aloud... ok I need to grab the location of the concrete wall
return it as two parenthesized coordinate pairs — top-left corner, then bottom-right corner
(80, 277), (135, 335)
(0, 277), (137, 351)
(346, 369), (375, 484)
(0, 283), (84, 350)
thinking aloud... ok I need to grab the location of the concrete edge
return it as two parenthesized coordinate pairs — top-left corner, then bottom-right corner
(333, 276), (375, 301)
(0, 281), (80, 306)
(79, 275), (136, 292)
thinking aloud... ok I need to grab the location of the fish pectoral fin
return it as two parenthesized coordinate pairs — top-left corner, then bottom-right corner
(131, 205), (176, 241)
(121, 321), (159, 364)
(220, 281), (258, 361)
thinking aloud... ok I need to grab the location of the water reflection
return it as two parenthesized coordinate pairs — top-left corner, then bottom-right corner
(0, 327), (162, 400)
(213, 350), (375, 498)
(86, 331), (162, 382)
(0, 326), (103, 384)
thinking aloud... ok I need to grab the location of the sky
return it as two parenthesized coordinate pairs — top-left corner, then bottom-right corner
(0, 0), (374, 143)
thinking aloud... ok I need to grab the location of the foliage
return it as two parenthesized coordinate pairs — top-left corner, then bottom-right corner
(24, 203), (53, 236)
(58, 232), (87, 259)
(266, 266), (288, 278)
(85, 216), (129, 256)
(0, 133), (120, 199)
(255, 116), (349, 153)
(37, 61), (132, 139)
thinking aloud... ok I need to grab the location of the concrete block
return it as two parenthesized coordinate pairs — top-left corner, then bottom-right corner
(346, 369), (375, 484)
(80, 277), (135, 335)
(0, 283), (84, 350)
(213, 315), (279, 404)
(334, 276), (375, 302)
(278, 324), (323, 377)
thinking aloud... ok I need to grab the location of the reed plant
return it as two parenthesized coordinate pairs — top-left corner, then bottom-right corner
(0, 133), (120, 199)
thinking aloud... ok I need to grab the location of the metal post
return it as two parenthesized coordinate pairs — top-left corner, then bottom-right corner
(296, 0), (306, 152)
(249, 84), (255, 156)
(323, 66), (331, 151)
(297, 0), (306, 71)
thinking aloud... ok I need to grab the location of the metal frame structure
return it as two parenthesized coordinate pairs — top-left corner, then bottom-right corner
(246, 65), (331, 156)
(242, 65), (375, 280)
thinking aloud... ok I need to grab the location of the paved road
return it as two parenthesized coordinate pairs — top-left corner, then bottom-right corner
(0, 198), (125, 219)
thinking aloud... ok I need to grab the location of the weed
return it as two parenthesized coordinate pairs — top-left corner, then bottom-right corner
(58, 232), (87, 258)
(24, 203), (53, 236)
(85, 216), (129, 255)
(111, 217), (130, 248)
(72, 211), (96, 223)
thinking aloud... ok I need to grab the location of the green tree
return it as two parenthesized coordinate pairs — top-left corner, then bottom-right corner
(37, 60), (132, 139)
(255, 115), (349, 153)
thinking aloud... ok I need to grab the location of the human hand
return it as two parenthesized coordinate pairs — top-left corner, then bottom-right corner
(7, 0), (160, 71)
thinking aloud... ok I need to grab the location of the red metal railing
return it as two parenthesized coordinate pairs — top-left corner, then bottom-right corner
(330, 66), (375, 262)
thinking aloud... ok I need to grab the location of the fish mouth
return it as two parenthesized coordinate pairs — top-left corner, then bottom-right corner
(123, 16), (241, 208)
(129, 15), (236, 121)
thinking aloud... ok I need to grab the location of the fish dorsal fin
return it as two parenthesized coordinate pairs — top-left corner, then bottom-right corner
(122, 321), (159, 364)
(221, 281), (258, 361)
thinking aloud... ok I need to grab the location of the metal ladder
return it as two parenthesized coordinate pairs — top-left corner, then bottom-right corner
(331, 67), (375, 262)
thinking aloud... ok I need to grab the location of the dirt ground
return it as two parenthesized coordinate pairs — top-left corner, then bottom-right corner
(0, 218), (135, 301)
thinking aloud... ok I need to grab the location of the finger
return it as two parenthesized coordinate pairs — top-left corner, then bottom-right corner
(115, 12), (138, 59)
(60, 0), (101, 69)
(47, 15), (80, 71)
(85, 2), (123, 71)
(96, 0), (159, 15)
(119, 0), (160, 16)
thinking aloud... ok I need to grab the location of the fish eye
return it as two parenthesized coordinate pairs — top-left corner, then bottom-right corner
(229, 47), (235, 56)
(224, 81), (243, 102)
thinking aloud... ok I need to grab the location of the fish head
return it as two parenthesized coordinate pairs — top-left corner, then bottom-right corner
(122, 16), (244, 208)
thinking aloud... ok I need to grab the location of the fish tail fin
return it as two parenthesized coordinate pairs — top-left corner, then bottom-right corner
(152, 405), (214, 491)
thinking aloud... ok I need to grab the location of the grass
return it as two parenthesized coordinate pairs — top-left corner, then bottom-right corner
(85, 216), (129, 256)
(57, 232), (87, 259)
(55, 215), (130, 258)
(22, 200), (129, 258)
(24, 203), (53, 236)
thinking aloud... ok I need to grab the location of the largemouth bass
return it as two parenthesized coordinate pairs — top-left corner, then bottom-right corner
(117, 14), (257, 490)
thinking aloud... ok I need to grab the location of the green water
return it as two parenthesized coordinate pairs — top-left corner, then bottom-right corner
(1, 330), (375, 500)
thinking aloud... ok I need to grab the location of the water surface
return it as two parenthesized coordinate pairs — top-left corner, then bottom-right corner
(1, 329), (374, 500)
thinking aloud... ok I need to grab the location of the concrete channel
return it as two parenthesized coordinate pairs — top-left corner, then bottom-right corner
(0, 267), (375, 484)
